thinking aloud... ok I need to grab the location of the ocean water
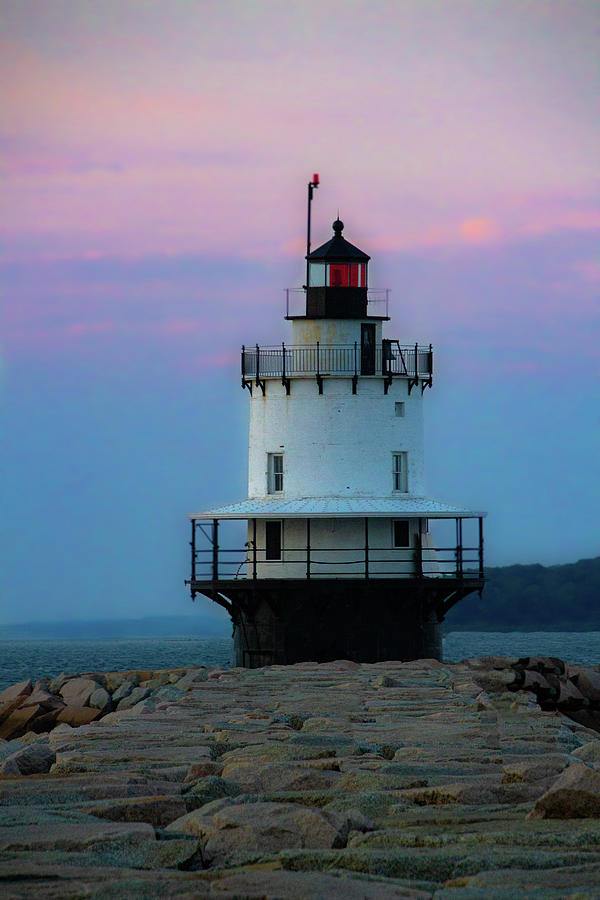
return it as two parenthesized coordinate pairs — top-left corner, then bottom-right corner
(0, 633), (598, 692)
(0, 637), (234, 692)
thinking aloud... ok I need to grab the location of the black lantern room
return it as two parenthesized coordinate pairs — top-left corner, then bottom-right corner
(305, 219), (371, 318)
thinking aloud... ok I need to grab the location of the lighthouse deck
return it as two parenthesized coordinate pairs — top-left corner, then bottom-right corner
(242, 341), (432, 382)
(187, 511), (485, 599)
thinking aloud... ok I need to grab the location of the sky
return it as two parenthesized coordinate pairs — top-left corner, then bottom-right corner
(1, 0), (599, 625)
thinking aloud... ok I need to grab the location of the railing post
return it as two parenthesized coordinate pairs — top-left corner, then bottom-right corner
(212, 519), (219, 582)
(456, 518), (463, 579)
(281, 341), (290, 394)
(415, 529), (423, 578)
(478, 517), (484, 579)
(191, 519), (196, 583)
(414, 342), (419, 380)
(252, 518), (257, 580)
(306, 518), (311, 579)
(241, 345), (245, 379)
(364, 517), (369, 579)
(316, 340), (323, 393)
(255, 344), (260, 383)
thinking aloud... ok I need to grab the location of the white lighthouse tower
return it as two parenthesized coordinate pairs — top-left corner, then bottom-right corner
(188, 178), (485, 667)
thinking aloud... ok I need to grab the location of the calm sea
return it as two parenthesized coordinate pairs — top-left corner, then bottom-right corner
(0, 633), (598, 692)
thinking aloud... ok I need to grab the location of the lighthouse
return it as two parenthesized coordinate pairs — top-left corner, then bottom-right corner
(187, 178), (485, 667)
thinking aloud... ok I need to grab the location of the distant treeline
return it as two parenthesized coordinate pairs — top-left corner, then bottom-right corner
(446, 556), (600, 632)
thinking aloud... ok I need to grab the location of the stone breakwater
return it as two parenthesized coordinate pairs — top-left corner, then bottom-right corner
(1, 658), (600, 898)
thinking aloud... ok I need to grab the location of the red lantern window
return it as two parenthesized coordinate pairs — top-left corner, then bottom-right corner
(329, 264), (349, 287)
(348, 264), (367, 286)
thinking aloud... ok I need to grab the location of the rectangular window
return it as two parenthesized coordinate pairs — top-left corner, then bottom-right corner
(265, 520), (282, 560)
(309, 263), (326, 286)
(394, 402), (405, 417)
(349, 263), (359, 287)
(393, 520), (410, 547)
(328, 264), (349, 287)
(267, 453), (284, 494)
(392, 452), (408, 492)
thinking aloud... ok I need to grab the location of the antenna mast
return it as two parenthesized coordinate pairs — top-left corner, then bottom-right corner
(305, 173), (320, 289)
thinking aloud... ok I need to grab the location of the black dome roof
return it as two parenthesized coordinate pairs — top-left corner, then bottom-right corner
(307, 219), (370, 262)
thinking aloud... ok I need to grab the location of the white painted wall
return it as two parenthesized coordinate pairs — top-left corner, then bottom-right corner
(248, 376), (425, 499)
(291, 318), (383, 346)
(244, 517), (446, 579)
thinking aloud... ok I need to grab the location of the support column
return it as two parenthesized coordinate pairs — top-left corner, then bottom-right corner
(212, 518), (219, 582)
(478, 517), (484, 578)
(191, 519), (196, 583)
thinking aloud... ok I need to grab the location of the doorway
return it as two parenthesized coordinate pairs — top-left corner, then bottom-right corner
(361, 323), (376, 375)
(265, 520), (282, 560)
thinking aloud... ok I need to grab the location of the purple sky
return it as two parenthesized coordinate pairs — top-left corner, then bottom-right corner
(2, 1), (599, 624)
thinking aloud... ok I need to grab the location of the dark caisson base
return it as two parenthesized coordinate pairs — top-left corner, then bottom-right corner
(193, 578), (482, 668)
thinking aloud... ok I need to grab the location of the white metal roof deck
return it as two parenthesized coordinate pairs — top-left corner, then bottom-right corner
(189, 496), (486, 519)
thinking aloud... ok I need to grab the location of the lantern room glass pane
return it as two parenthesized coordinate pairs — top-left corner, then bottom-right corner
(309, 263), (326, 286)
(329, 264), (349, 287)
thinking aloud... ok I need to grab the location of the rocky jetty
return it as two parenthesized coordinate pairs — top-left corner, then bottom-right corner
(2, 656), (600, 898)
(0, 667), (196, 748)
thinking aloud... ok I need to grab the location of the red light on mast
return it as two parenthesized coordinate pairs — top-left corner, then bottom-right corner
(312, 173), (320, 185)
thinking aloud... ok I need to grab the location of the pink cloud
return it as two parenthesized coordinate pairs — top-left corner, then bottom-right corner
(179, 352), (239, 373)
(458, 218), (500, 243)
(1, 7), (597, 267)
(522, 208), (600, 237)
(572, 260), (600, 283)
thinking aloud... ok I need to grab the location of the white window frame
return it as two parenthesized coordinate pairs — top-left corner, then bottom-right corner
(392, 452), (408, 493)
(267, 453), (284, 494)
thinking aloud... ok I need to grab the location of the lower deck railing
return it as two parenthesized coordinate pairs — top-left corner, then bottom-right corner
(189, 520), (484, 584)
(190, 550), (482, 580)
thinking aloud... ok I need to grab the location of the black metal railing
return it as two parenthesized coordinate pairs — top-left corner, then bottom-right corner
(241, 341), (433, 380)
(189, 518), (484, 585)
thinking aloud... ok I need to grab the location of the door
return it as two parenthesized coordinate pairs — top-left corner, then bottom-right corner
(265, 520), (282, 561)
(361, 323), (376, 375)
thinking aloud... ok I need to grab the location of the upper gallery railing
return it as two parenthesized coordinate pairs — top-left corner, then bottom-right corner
(285, 288), (390, 318)
(241, 341), (433, 380)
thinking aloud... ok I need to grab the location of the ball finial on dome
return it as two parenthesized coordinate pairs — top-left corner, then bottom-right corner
(332, 218), (344, 235)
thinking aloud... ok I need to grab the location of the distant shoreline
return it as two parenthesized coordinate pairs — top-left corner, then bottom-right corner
(3, 557), (597, 638)
(2, 628), (600, 641)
